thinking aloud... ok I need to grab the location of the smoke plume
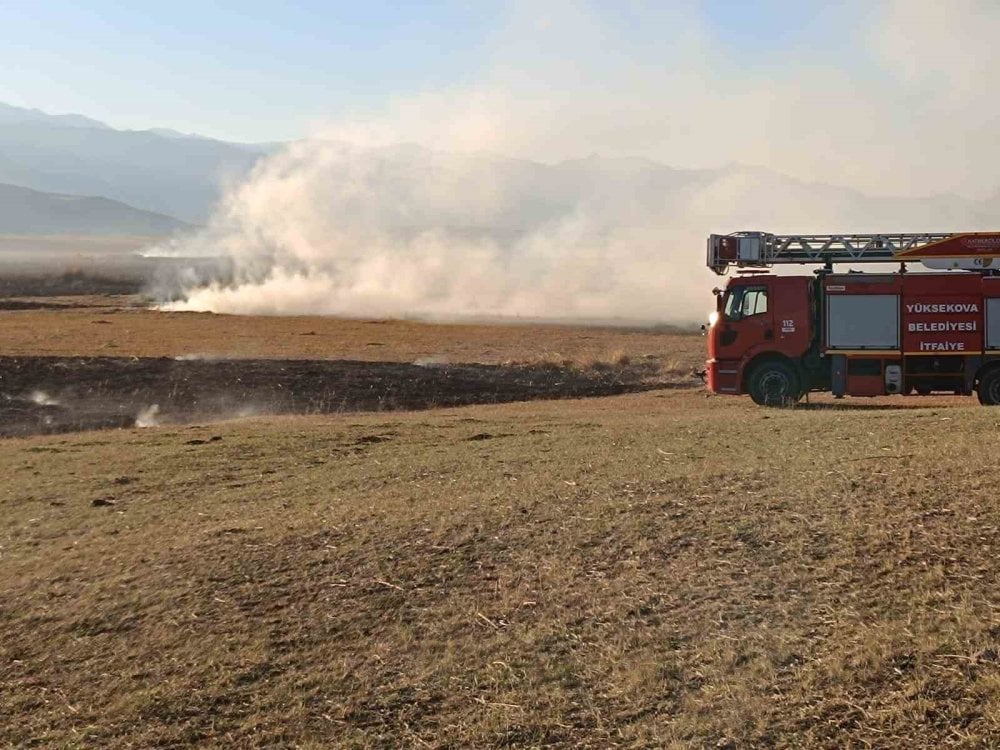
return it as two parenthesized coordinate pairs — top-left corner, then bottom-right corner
(153, 1), (1000, 323)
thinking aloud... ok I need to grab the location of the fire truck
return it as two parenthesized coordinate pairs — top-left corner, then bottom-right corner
(704, 231), (1000, 406)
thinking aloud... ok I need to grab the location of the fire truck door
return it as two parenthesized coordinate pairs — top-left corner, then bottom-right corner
(715, 284), (774, 359)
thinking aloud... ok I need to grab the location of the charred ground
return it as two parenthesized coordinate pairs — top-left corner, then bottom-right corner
(0, 355), (675, 437)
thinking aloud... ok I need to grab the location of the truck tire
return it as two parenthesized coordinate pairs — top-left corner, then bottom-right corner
(748, 361), (801, 407)
(977, 368), (1000, 405)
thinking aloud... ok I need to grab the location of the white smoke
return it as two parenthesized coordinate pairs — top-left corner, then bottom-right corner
(135, 404), (160, 428)
(413, 355), (450, 368)
(173, 353), (223, 361)
(154, 1), (1000, 322)
(29, 391), (60, 407)
(155, 143), (722, 321)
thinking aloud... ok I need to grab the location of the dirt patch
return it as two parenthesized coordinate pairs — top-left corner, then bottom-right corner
(0, 355), (686, 437)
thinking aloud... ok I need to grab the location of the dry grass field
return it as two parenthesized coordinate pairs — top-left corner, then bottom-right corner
(2, 299), (1000, 748)
(0, 302), (699, 367)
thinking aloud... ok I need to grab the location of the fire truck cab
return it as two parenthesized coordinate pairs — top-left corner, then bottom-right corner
(707, 274), (815, 404)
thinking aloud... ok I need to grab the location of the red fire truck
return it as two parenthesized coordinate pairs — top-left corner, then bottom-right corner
(704, 231), (1000, 405)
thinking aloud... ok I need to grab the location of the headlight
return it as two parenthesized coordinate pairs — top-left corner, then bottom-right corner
(708, 311), (719, 327)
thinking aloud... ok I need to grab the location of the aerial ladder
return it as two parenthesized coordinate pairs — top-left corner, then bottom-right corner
(707, 231), (1000, 275)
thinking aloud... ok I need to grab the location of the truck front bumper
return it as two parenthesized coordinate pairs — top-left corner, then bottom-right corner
(706, 359), (741, 395)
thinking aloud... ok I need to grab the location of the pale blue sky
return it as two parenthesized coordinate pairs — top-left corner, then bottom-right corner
(0, 1), (845, 143)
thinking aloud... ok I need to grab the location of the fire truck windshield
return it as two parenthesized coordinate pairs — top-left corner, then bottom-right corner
(723, 286), (768, 320)
(723, 288), (744, 319)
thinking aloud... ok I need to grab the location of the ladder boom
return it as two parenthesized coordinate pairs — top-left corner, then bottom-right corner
(707, 231), (1000, 275)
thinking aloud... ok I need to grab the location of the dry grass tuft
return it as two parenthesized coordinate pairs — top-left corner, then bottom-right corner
(611, 349), (631, 367)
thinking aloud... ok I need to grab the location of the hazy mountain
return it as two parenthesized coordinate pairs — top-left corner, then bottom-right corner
(145, 127), (275, 155)
(146, 127), (213, 141)
(0, 104), (273, 223)
(0, 183), (189, 235)
(0, 103), (996, 242)
(0, 102), (111, 130)
(268, 144), (996, 237)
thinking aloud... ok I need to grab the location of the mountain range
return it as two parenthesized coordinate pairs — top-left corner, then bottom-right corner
(0, 103), (274, 228)
(0, 102), (997, 240)
(0, 182), (189, 235)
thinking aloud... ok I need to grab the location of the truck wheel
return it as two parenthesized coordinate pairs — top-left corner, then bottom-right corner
(748, 361), (801, 407)
(977, 368), (1000, 405)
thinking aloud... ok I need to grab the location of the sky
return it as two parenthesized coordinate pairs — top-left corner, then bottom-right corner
(2, 1), (999, 198)
(0, 1), (836, 143)
(0, 1), (505, 141)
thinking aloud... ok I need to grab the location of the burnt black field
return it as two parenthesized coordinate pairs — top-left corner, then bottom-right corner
(0, 355), (671, 437)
